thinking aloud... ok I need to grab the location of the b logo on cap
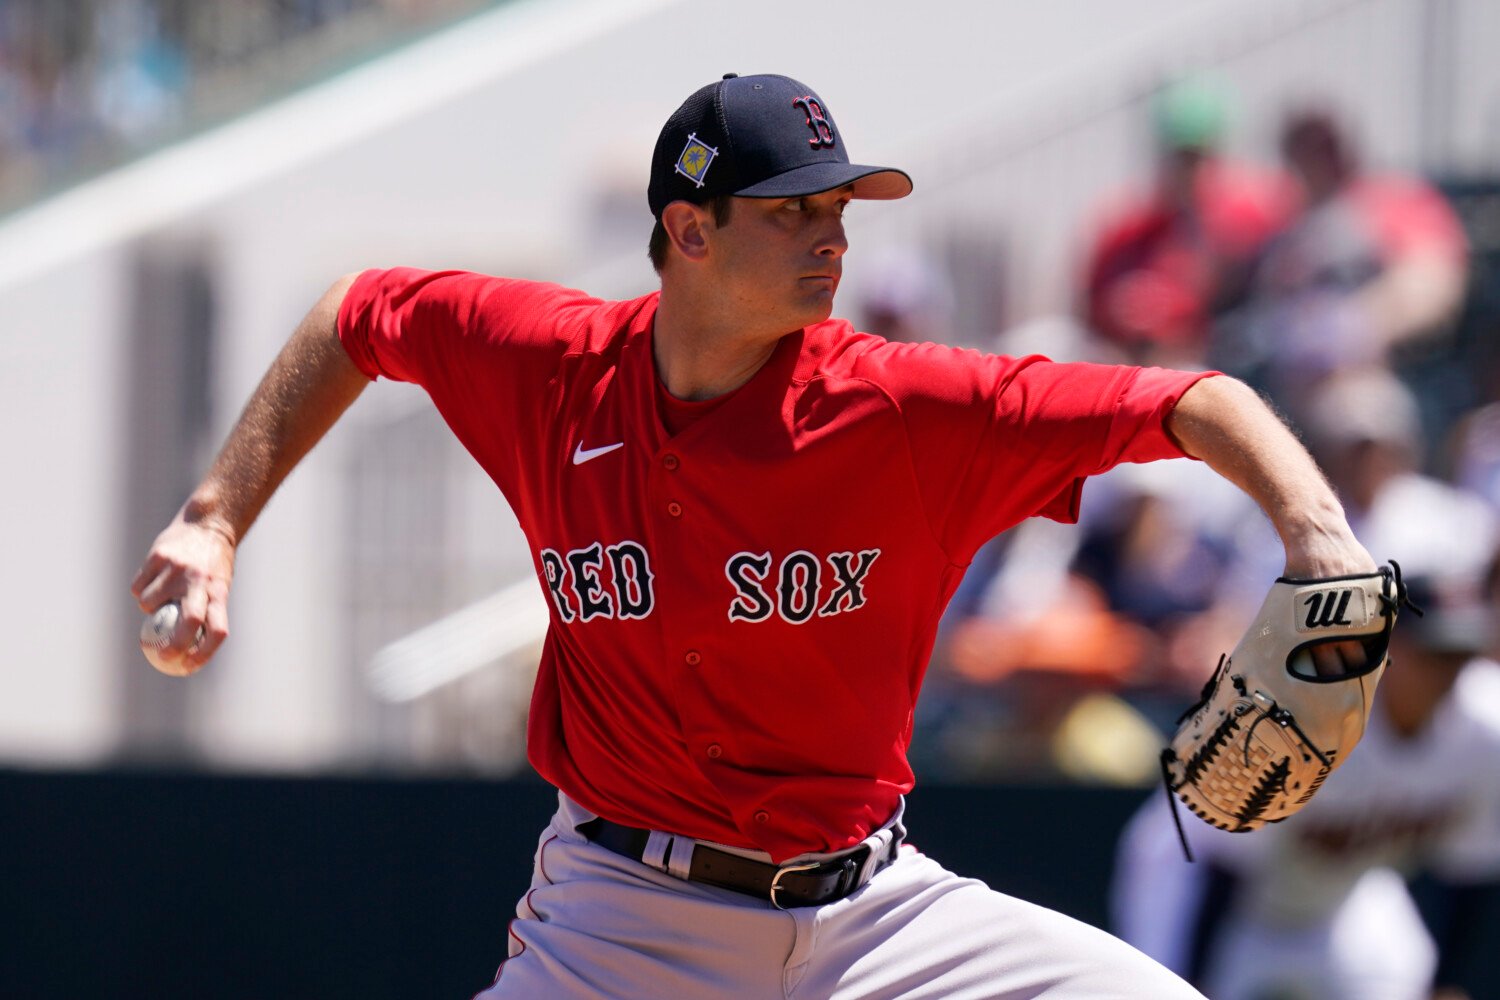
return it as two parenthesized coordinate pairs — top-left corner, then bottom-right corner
(675, 133), (719, 188)
(793, 97), (835, 149)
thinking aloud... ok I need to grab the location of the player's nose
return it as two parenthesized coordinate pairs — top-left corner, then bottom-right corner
(814, 215), (848, 259)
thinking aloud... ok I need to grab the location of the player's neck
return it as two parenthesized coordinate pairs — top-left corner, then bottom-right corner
(653, 290), (786, 401)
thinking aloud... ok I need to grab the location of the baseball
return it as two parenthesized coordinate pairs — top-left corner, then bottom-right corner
(139, 601), (203, 676)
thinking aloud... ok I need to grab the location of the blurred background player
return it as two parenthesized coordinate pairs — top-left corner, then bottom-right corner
(1213, 108), (1469, 428)
(1215, 367), (1498, 593)
(1078, 77), (1292, 370)
(852, 245), (956, 345)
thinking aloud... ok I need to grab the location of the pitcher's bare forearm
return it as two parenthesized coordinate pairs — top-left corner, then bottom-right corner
(130, 273), (368, 671)
(188, 274), (368, 543)
(1167, 375), (1373, 578)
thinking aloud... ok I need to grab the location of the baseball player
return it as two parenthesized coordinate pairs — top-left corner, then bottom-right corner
(1113, 566), (1500, 1000)
(131, 73), (1378, 998)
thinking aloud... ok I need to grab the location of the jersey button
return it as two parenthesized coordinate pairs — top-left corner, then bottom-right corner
(684, 650), (702, 666)
(753, 810), (770, 824)
(706, 743), (723, 759)
(667, 501), (683, 517)
(663, 454), (680, 471)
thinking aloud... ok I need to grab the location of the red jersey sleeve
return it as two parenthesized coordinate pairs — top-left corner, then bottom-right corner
(860, 343), (1216, 562)
(337, 267), (600, 400)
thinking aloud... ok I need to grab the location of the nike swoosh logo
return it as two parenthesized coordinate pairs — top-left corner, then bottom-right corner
(572, 441), (624, 465)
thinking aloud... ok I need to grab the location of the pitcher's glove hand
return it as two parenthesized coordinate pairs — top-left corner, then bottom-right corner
(1162, 563), (1416, 845)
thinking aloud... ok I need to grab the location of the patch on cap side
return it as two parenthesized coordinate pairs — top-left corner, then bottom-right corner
(674, 133), (718, 189)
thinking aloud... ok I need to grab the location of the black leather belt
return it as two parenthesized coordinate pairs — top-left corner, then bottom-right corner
(577, 817), (896, 909)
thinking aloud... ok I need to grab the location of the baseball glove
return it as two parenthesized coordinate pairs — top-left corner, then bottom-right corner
(1161, 563), (1415, 850)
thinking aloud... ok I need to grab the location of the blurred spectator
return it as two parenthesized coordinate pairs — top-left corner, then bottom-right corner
(1112, 558), (1500, 1000)
(1303, 368), (1496, 576)
(0, 0), (483, 212)
(853, 246), (956, 344)
(1070, 463), (1242, 632)
(91, 0), (188, 144)
(1066, 461), (1257, 715)
(1199, 367), (1498, 663)
(1214, 108), (1468, 422)
(1079, 77), (1293, 368)
(991, 313), (1130, 366)
(920, 456), (1256, 784)
(1454, 401), (1500, 515)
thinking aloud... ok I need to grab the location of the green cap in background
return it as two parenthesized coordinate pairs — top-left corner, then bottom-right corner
(1153, 77), (1229, 150)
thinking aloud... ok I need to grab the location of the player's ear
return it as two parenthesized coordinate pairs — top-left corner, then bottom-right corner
(661, 202), (711, 263)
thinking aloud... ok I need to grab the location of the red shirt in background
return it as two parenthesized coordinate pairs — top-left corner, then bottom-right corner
(1083, 158), (1294, 349)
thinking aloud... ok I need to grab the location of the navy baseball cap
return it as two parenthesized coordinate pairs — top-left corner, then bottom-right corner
(1399, 574), (1495, 653)
(647, 73), (913, 219)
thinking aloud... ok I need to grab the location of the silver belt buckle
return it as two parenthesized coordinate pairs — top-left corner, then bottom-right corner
(768, 860), (822, 910)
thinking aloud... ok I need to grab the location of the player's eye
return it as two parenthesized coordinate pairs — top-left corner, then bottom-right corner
(782, 198), (805, 212)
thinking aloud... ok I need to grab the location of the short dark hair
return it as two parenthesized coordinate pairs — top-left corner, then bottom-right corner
(648, 196), (735, 273)
(1280, 110), (1353, 178)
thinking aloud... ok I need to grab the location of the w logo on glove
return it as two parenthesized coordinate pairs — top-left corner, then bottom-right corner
(1303, 588), (1356, 629)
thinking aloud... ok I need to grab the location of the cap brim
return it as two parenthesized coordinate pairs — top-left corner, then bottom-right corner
(734, 162), (913, 201)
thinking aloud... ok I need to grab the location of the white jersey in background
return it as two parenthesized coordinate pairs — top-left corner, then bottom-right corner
(1113, 658), (1500, 1000)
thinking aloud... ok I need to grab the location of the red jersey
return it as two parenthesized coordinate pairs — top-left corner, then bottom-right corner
(339, 268), (1213, 861)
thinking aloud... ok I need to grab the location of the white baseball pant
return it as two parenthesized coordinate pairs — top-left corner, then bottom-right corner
(473, 792), (1205, 999)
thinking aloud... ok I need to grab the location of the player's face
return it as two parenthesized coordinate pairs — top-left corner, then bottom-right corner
(1381, 634), (1468, 734)
(710, 186), (852, 332)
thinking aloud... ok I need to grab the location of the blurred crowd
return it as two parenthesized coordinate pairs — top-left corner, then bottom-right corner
(0, 0), (484, 212)
(899, 79), (1500, 786)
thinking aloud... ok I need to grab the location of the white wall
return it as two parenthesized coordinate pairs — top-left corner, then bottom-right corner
(0, 255), (129, 763)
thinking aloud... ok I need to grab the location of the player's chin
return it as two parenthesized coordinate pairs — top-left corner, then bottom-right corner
(793, 281), (838, 321)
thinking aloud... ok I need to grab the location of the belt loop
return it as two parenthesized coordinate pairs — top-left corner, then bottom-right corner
(856, 828), (893, 886)
(666, 834), (695, 880)
(641, 830), (673, 872)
